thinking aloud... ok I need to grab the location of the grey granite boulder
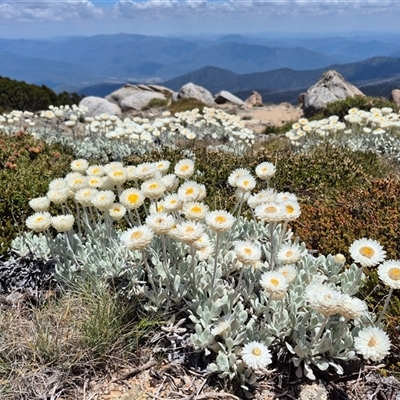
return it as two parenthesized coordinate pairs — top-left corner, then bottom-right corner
(177, 83), (214, 105)
(120, 91), (166, 111)
(303, 70), (364, 117)
(214, 90), (245, 106)
(245, 91), (263, 108)
(390, 89), (400, 108)
(105, 84), (140, 105)
(79, 96), (121, 117)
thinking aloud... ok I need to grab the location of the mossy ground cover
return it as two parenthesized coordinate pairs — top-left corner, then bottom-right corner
(1, 128), (400, 398)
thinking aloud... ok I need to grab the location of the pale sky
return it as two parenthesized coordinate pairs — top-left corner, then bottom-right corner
(0, 0), (399, 38)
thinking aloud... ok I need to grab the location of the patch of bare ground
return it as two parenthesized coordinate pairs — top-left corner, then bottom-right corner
(82, 359), (400, 400)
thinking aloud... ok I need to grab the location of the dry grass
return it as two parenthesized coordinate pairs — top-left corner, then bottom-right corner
(0, 283), (158, 399)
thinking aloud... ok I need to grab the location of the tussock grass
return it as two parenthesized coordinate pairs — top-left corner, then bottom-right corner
(0, 282), (159, 399)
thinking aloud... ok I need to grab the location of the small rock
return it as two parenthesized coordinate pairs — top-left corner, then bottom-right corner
(298, 382), (328, 400)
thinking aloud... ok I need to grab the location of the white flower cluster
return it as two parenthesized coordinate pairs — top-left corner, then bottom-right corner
(285, 107), (400, 161)
(20, 155), (397, 388)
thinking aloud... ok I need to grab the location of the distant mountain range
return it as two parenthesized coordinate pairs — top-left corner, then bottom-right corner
(1, 33), (400, 93)
(78, 56), (400, 105)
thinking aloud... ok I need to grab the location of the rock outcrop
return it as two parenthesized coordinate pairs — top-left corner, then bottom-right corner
(214, 90), (245, 106)
(106, 84), (173, 110)
(120, 91), (166, 111)
(390, 89), (400, 108)
(245, 91), (263, 108)
(302, 70), (364, 117)
(177, 83), (214, 105)
(79, 96), (122, 117)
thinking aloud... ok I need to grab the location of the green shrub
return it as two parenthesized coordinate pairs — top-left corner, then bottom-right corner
(0, 76), (84, 112)
(147, 98), (168, 108)
(312, 95), (396, 121)
(168, 97), (206, 114)
(0, 131), (73, 255)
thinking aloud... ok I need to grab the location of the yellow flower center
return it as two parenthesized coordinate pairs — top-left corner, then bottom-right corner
(265, 206), (277, 213)
(359, 246), (375, 258)
(368, 337), (377, 347)
(286, 205), (294, 213)
(191, 206), (202, 213)
(180, 165), (190, 171)
(244, 248), (252, 255)
(388, 267), (400, 281)
(286, 250), (294, 257)
(270, 278), (279, 286)
(93, 168), (99, 174)
(131, 231), (143, 239)
(215, 215), (227, 223)
(149, 183), (159, 190)
(74, 179), (83, 185)
(113, 171), (124, 177)
(36, 217), (44, 222)
(128, 194), (139, 203)
(243, 180), (249, 186)
(185, 226), (195, 233)
(252, 347), (261, 356)
(185, 188), (194, 195)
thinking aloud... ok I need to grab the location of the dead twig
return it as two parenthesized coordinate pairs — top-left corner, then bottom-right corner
(115, 359), (158, 382)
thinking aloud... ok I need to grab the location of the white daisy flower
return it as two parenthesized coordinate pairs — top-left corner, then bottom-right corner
(281, 200), (301, 221)
(163, 193), (182, 212)
(305, 281), (345, 316)
(119, 188), (145, 210)
(178, 181), (203, 203)
(255, 162), (276, 180)
(260, 271), (289, 300)
(378, 260), (400, 289)
(254, 202), (286, 223)
(107, 167), (127, 185)
(48, 178), (67, 190)
(174, 159), (195, 179)
(182, 202), (209, 221)
(51, 214), (75, 232)
(172, 221), (204, 244)
(206, 210), (235, 233)
(193, 233), (212, 250)
(145, 212), (175, 235)
(247, 189), (277, 208)
(135, 162), (158, 181)
(349, 238), (386, 267)
(228, 168), (251, 187)
(108, 203), (126, 221)
(155, 160), (171, 174)
(91, 190), (115, 211)
(277, 243), (305, 264)
(121, 226), (154, 250)
(66, 174), (87, 192)
(354, 326), (391, 362)
(141, 178), (166, 200)
(26, 212), (52, 232)
(196, 244), (214, 260)
(162, 174), (180, 192)
(277, 264), (297, 284)
(70, 159), (89, 173)
(234, 240), (261, 265)
(339, 294), (368, 320)
(75, 188), (95, 207)
(241, 341), (272, 370)
(236, 174), (256, 192)
(29, 197), (50, 212)
(86, 164), (105, 177)
(47, 188), (70, 205)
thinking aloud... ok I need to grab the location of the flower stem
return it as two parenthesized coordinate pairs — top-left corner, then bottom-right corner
(310, 316), (330, 348)
(377, 286), (394, 326)
(210, 232), (221, 298)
